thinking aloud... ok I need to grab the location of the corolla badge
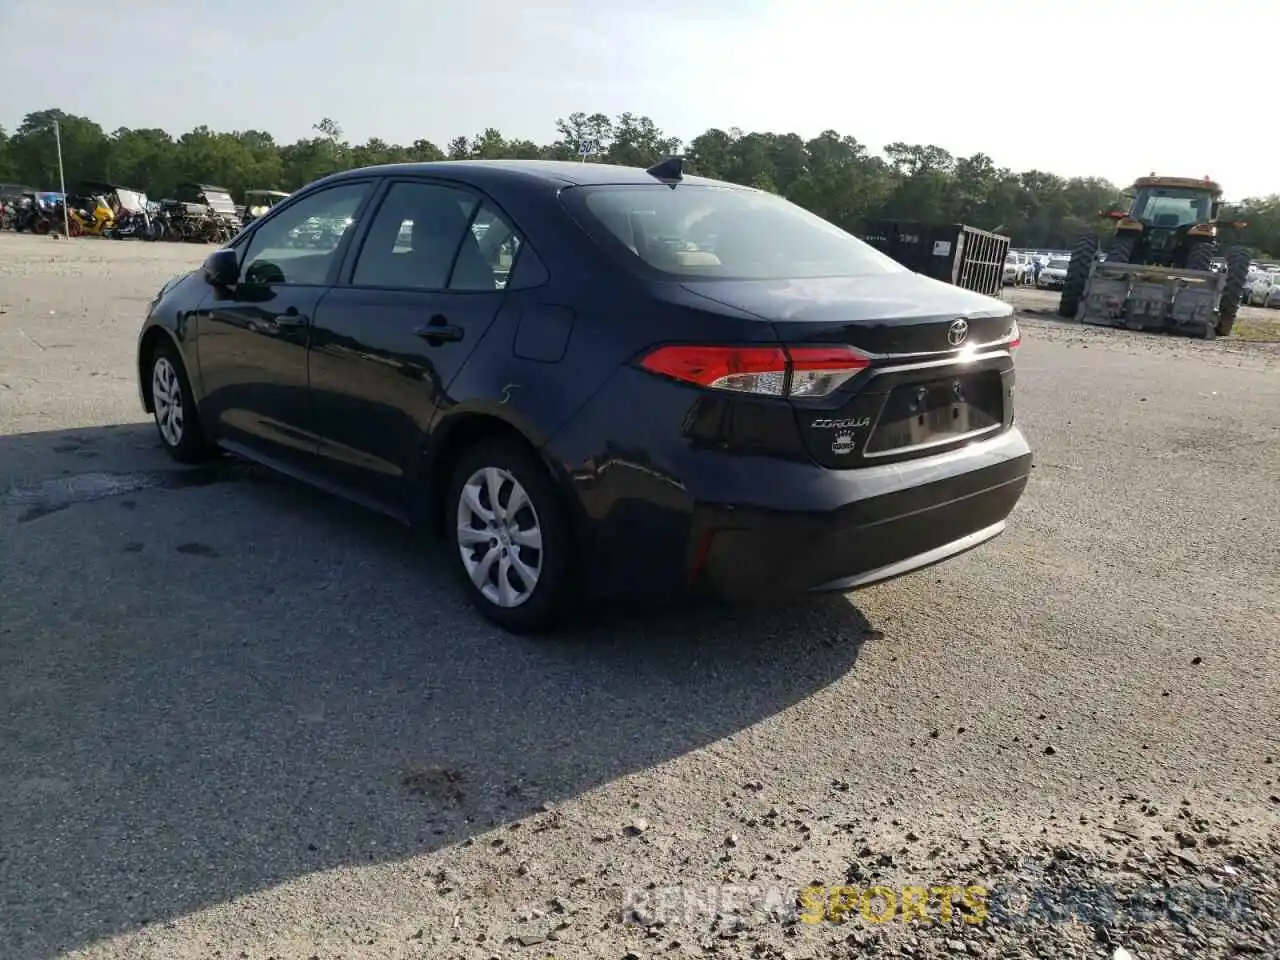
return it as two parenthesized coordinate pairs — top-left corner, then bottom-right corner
(811, 417), (870, 430)
(948, 318), (969, 346)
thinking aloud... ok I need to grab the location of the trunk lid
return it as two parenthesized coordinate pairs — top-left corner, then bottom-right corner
(679, 271), (1016, 355)
(680, 273), (1018, 468)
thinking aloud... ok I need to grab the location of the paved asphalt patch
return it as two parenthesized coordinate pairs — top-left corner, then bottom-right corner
(1, 234), (1277, 959)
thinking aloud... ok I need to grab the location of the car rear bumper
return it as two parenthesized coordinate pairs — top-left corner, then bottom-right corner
(545, 365), (1032, 605)
(689, 427), (1032, 600)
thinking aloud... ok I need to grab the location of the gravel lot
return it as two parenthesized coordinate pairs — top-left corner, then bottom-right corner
(1, 233), (1277, 960)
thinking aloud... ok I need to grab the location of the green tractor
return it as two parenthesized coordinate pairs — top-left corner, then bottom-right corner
(1058, 175), (1250, 338)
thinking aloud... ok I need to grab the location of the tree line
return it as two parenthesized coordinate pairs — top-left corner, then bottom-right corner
(2, 108), (1277, 255)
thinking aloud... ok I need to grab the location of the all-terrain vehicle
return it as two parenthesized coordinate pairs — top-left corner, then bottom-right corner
(241, 189), (289, 226)
(177, 182), (243, 232)
(1058, 175), (1250, 338)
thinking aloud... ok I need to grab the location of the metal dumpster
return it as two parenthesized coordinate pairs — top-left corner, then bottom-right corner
(863, 220), (1010, 297)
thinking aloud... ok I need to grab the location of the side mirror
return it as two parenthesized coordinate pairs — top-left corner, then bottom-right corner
(203, 248), (239, 287)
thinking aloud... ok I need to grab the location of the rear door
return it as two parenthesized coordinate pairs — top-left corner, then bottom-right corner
(307, 178), (521, 510)
(194, 180), (375, 470)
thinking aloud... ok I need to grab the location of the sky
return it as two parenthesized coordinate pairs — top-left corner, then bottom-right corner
(1, 0), (1272, 199)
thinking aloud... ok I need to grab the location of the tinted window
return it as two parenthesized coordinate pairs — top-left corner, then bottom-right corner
(454, 203), (524, 291)
(352, 182), (479, 291)
(240, 183), (369, 286)
(566, 184), (905, 281)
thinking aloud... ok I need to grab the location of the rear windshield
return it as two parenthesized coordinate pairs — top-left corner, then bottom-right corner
(564, 184), (905, 281)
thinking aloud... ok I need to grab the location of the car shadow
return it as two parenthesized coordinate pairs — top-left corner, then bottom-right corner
(0, 422), (875, 958)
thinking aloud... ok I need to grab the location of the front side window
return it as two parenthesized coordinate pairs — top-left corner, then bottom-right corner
(240, 183), (370, 286)
(564, 184), (906, 281)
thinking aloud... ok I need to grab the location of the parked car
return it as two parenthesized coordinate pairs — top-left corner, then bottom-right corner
(135, 159), (1032, 632)
(1037, 255), (1071, 290)
(1245, 272), (1274, 306)
(1245, 272), (1280, 307)
(1002, 252), (1028, 285)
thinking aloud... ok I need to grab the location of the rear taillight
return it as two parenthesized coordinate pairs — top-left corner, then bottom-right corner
(638, 344), (870, 399)
(785, 346), (872, 398)
(1009, 321), (1021, 349)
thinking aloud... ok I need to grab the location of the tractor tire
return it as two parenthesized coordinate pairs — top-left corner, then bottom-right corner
(1105, 235), (1135, 264)
(1059, 234), (1098, 318)
(1216, 246), (1250, 337)
(1185, 241), (1215, 273)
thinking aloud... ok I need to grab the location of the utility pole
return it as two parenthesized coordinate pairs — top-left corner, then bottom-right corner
(53, 120), (71, 238)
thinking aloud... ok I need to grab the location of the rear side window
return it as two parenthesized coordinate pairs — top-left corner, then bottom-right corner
(564, 184), (905, 281)
(352, 182), (479, 291)
(351, 181), (526, 292)
(462, 204), (524, 291)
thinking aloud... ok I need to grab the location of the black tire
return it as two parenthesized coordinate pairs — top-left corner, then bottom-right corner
(1216, 246), (1250, 337)
(1105, 235), (1134, 264)
(1185, 241), (1215, 272)
(1059, 234), (1098, 318)
(148, 341), (216, 464)
(445, 437), (576, 634)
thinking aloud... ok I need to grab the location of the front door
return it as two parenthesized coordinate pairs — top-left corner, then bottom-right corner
(308, 180), (520, 510)
(195, 180), (374, 470)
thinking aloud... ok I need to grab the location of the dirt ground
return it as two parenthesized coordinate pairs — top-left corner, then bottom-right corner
(1, 234), (1277, 960)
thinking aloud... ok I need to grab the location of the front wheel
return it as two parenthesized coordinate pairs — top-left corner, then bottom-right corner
(1105, 235), (1134, 264)
(1185, 241), (1215, 272)
(149, 343), (216, 463)
(446, 438), (576, 634)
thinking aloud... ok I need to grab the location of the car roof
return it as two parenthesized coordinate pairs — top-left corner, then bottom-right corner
(321, 159), (727, 189)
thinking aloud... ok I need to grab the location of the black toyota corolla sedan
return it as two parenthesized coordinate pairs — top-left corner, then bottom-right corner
(136, 158), (1032, 632)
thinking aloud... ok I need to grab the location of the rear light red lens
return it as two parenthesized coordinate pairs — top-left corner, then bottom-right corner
(639, 345), (788, 395)
(1009, 321), (1021, 349)
(638, 344), (870, 398)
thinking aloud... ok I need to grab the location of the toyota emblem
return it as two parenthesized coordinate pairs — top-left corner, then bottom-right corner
(947, 318), (969, 346)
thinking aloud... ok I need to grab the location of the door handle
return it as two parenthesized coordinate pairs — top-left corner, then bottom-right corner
(273, 307), (308, 328)
(414, 316), (464, 344)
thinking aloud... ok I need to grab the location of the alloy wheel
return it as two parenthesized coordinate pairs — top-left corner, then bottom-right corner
(455, 466), (544, 608)
(152, 356), (184, 447)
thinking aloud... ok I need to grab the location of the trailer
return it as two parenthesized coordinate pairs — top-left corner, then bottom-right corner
(863, 220), (1010, 297)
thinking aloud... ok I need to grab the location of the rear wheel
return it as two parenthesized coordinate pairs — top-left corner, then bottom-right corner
(1216, 246), (1250, 337)
(446, 437), (576, 634)
(1059, 234), (1098, 318)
